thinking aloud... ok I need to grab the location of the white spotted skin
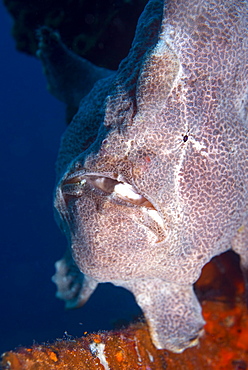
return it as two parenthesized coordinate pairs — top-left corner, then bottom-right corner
(50, 0), (248, 353)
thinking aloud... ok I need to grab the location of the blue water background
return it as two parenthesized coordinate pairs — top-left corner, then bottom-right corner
(0, 2), (141, 354)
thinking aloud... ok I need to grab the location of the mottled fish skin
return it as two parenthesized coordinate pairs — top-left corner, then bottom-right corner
(38, 0), (248, 352)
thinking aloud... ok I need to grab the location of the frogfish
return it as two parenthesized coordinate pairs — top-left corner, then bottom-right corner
(37, 0), (248, 353)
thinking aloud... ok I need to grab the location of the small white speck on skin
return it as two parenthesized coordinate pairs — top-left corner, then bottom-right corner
(80, 179), (86, 186)
(89, 342), (110, 370)
(189, 136), (207, 153)
(124, 139), (134, 155)
(136, 292), (152, 306)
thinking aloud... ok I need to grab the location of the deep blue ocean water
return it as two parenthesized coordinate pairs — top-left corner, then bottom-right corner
(0, 2), (141, 354)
